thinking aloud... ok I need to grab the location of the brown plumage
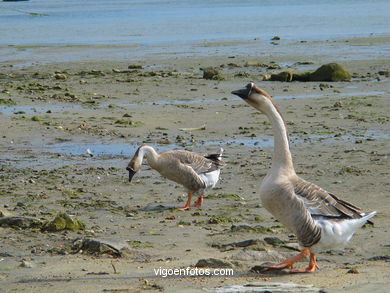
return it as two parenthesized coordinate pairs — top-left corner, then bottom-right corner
(126, 144), (225, 210)
(232, 82), (376, 273)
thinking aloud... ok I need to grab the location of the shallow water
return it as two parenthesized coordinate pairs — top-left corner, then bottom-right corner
(0, 90), (387, 115)
(43, 129), (390, 157)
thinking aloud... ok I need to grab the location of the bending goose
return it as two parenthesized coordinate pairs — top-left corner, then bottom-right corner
(232, 83), (376, 273)
(126, 144), (225, 210)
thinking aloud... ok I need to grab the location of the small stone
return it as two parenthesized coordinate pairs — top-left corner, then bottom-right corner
(347, 268), (359, 274)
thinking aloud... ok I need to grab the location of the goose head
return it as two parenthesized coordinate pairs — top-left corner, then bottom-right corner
(231, 82), (273, 114)
(126, 146), (144, 182)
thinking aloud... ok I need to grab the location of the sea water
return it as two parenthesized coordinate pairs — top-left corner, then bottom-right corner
(1, 0), (389, 63)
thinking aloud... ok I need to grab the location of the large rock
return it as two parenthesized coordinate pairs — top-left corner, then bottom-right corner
(265, 63), (351, 82)
(305, 63), (351, 81)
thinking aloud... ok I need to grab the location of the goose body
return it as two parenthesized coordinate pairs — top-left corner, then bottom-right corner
(232, 83), (376, 272)
(127, 144), (225, 210)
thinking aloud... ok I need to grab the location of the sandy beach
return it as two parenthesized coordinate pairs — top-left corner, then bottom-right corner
(1, 36), (389, 292)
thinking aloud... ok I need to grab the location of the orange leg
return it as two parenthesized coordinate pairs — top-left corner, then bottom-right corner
(290, 252), (319, 273)
(265, 248), (311, 271)
(178, 192), (193, 210)
(193, 195), (204, 207)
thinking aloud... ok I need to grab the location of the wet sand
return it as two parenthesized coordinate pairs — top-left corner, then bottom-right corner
(1, 36), (389, 292)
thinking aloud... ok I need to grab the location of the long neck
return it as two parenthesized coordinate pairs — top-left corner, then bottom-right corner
(138, 145), (159, 168)
(263, 102), (295, 175)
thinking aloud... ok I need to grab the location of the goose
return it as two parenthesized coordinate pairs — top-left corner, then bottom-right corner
(126, 144), (225, 210)
(232, 83), (376, 273)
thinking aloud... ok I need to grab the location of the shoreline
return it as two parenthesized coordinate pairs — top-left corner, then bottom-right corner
(1, 35), (390, 68)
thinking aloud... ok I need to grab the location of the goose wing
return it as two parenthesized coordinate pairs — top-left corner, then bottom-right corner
(168, 150), (224, 174)
(293, 177), (363, 219)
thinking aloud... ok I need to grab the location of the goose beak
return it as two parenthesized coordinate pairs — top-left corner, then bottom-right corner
(126, 167), (136, 182)
(231, 83), (253, 100)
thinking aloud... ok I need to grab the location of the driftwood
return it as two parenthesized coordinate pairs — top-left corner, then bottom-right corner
(179, 124), (206, 131)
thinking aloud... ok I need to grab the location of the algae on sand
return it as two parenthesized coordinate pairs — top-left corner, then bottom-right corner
(43, 213), (86, 232)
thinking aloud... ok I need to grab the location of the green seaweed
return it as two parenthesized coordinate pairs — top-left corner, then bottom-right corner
(43, 213), (85, 232)
(0, 98), (16, 106)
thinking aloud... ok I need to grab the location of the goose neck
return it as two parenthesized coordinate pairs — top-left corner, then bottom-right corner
(139, 145), (159, 167)
(264, 105), (294, 173)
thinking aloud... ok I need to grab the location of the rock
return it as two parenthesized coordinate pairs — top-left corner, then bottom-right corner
(305, 63), (351, 81)
(271, 36), (281, 40)
(195, 258), (234, 268)
(347, 268), (359, 274)
(42, 213), (85, 232)
(202, 67), (224, 80)
(264, 237), (285, 247)
(54, 73), (67, 80)
(0, 216), (42, 229)
(265, 63), (351, 82)
(367, 255), (390, 261)
(212, 239), (267, 252)
(265, 71), (293, 82)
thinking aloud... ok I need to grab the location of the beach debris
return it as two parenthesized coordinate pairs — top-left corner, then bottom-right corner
(0, 208), (12, 217)
(207, 282), (320, 293)
(73, 238), (151, 260)
(212, 239), (267, 252)
(0, 216), (43, 229)
(42, 213), (85, 232)
(271, 36), (281, 40)
(73, 238), (127, 257)
(202, 67), (224, 80)
(19, 257), (35, 269)
(128, 64), (143, 69)
(347, 268), (360, 274)
(264, 63), (351, 82)
(179, 124), (206, 131)
(195, 258), (234, 268)
(86, 148), (93, 157)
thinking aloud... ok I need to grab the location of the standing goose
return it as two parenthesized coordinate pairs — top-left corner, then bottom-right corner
(126, 144), (225, 210)
(232, 83), (376, 273)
